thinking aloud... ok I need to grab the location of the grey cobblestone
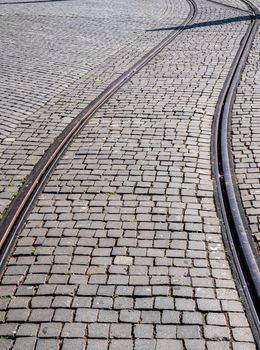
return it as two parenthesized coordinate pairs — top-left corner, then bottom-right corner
(0, 0), (189, 215)
(62, 339), (86, 350)
(13, 337), (36, 350)
(0, 0), (257, 348)
(61, 323), (86, 338)
(36, 339), (60, 350)
(231, 25), (260, 249)
(0, 339), (13, 350)
(207, 341), (230, 350)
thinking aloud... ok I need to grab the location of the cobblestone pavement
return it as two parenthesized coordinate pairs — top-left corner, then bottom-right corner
(0, 0), (189, 215)
(0, 0), (258, 349)
(209, 0), (249, 11)
(231, 26), (260, 246)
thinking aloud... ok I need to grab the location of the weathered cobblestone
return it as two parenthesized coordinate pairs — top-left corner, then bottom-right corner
(208, 0), (250, 11)
(0, 0), (258, 348)
(231, 25), (260, 247)
(0, 0), (189, 215)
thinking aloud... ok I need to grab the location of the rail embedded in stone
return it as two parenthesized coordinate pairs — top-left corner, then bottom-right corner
(0, 0), (197, 271)
(207, 0), (251, 13)
(211, 0), (260, 345)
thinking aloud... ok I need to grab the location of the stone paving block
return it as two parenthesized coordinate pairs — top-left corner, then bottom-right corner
(88, 323), (110, 338)
(110, 323), (132, 338)
(119, 310), (140, 323)
(185, 339), (205, 350)
(182, 312), (203, 325)
(99, 310), (118, 323)
(221, 300), (243, 312)
(0, 323), (19, 336)
(37, 285), (56, 296)
(135, 297), (154, 309)
(204, 326), (230, 340)
(114, 256), (133, 265)
(6, 309), (30, 322)
(197, 299), (221, 312)
(17, 323), (39, 337)
(207, 341), (230, 350)
(232, 343), (257, 350)
(206, 313), (226, 326)
(72, 297), (92, 308)
(228, 312), (249, 327)
(87, 339), (108, 350)
(134, 324), (154, 339)
(156, 325), (177, 338)
(175, 298), (195, 311)
(31, 296), (53, 308)
(114, 297), (133, 309)
(141, 311), (161, 324)
(154, 297), (174, 310)
(232, 327), (254, 342)
(177, 325), (201, 339)
(53, 309), (74, 322)
(36, 339), (60, 350)
(134, 339), (156, 350)
(0, 339), (13, 350)
(76, 309), (98, 322)
(0, 2), (256, 349)
(39, 323), (62, 338)
(109, 339), (133, 350)
(156, 339), (183, 350)
(13, 337), (36, 350)
(29, 309), (54, 322)
(61, 323), (86, 338)
(161, 310), (180, 324)
(62, 339), (86, 350)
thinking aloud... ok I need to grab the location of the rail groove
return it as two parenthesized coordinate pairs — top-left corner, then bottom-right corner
(0, 0), (197, 271)
(212, 0), (260, 345)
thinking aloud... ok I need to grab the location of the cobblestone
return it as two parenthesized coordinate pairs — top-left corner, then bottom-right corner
(231, 25), (260, 248)
(0, 0), (189, 215)
(0, 0), (258, 348)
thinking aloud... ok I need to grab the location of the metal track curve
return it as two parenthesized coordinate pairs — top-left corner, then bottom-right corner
(0, 0), (197, 271)
(211, 0), (260, 345)
(207, 0), (251, 13)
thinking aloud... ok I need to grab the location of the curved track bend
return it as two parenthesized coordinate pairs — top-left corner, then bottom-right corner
(0, 0), (197, 269)
(0, 0), (259, 345)
(212, 0), (260, 345)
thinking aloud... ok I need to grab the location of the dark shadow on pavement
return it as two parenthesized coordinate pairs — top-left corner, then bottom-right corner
(146, 14), (259, 32)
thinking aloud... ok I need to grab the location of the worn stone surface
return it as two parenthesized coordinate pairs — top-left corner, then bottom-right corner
(0, 0), (258, 348)
(232, 25), (260, 247)
(0, 0), (189, 215)
(207, 0), (249, 11)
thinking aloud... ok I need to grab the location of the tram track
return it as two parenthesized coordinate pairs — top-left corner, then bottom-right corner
(0, 0), (197, 270)
(211, 0), (260, 345)
(0, 0), (259, 346)
(207, 0), (251, 13)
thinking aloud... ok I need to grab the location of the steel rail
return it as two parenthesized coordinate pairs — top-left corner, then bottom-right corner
(207, 0), (251, 13)
(0, 0), (198, 271)
(212, 0), (260, 345)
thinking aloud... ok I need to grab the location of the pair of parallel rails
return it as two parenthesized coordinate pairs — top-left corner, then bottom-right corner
(0, 0), (259, 345)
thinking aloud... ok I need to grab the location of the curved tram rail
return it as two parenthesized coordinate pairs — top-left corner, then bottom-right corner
(212, 0), (260, 345)
(208, 0), (251, 13)
(0, 0), (197, 269)
(0, 0), (259, 345)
